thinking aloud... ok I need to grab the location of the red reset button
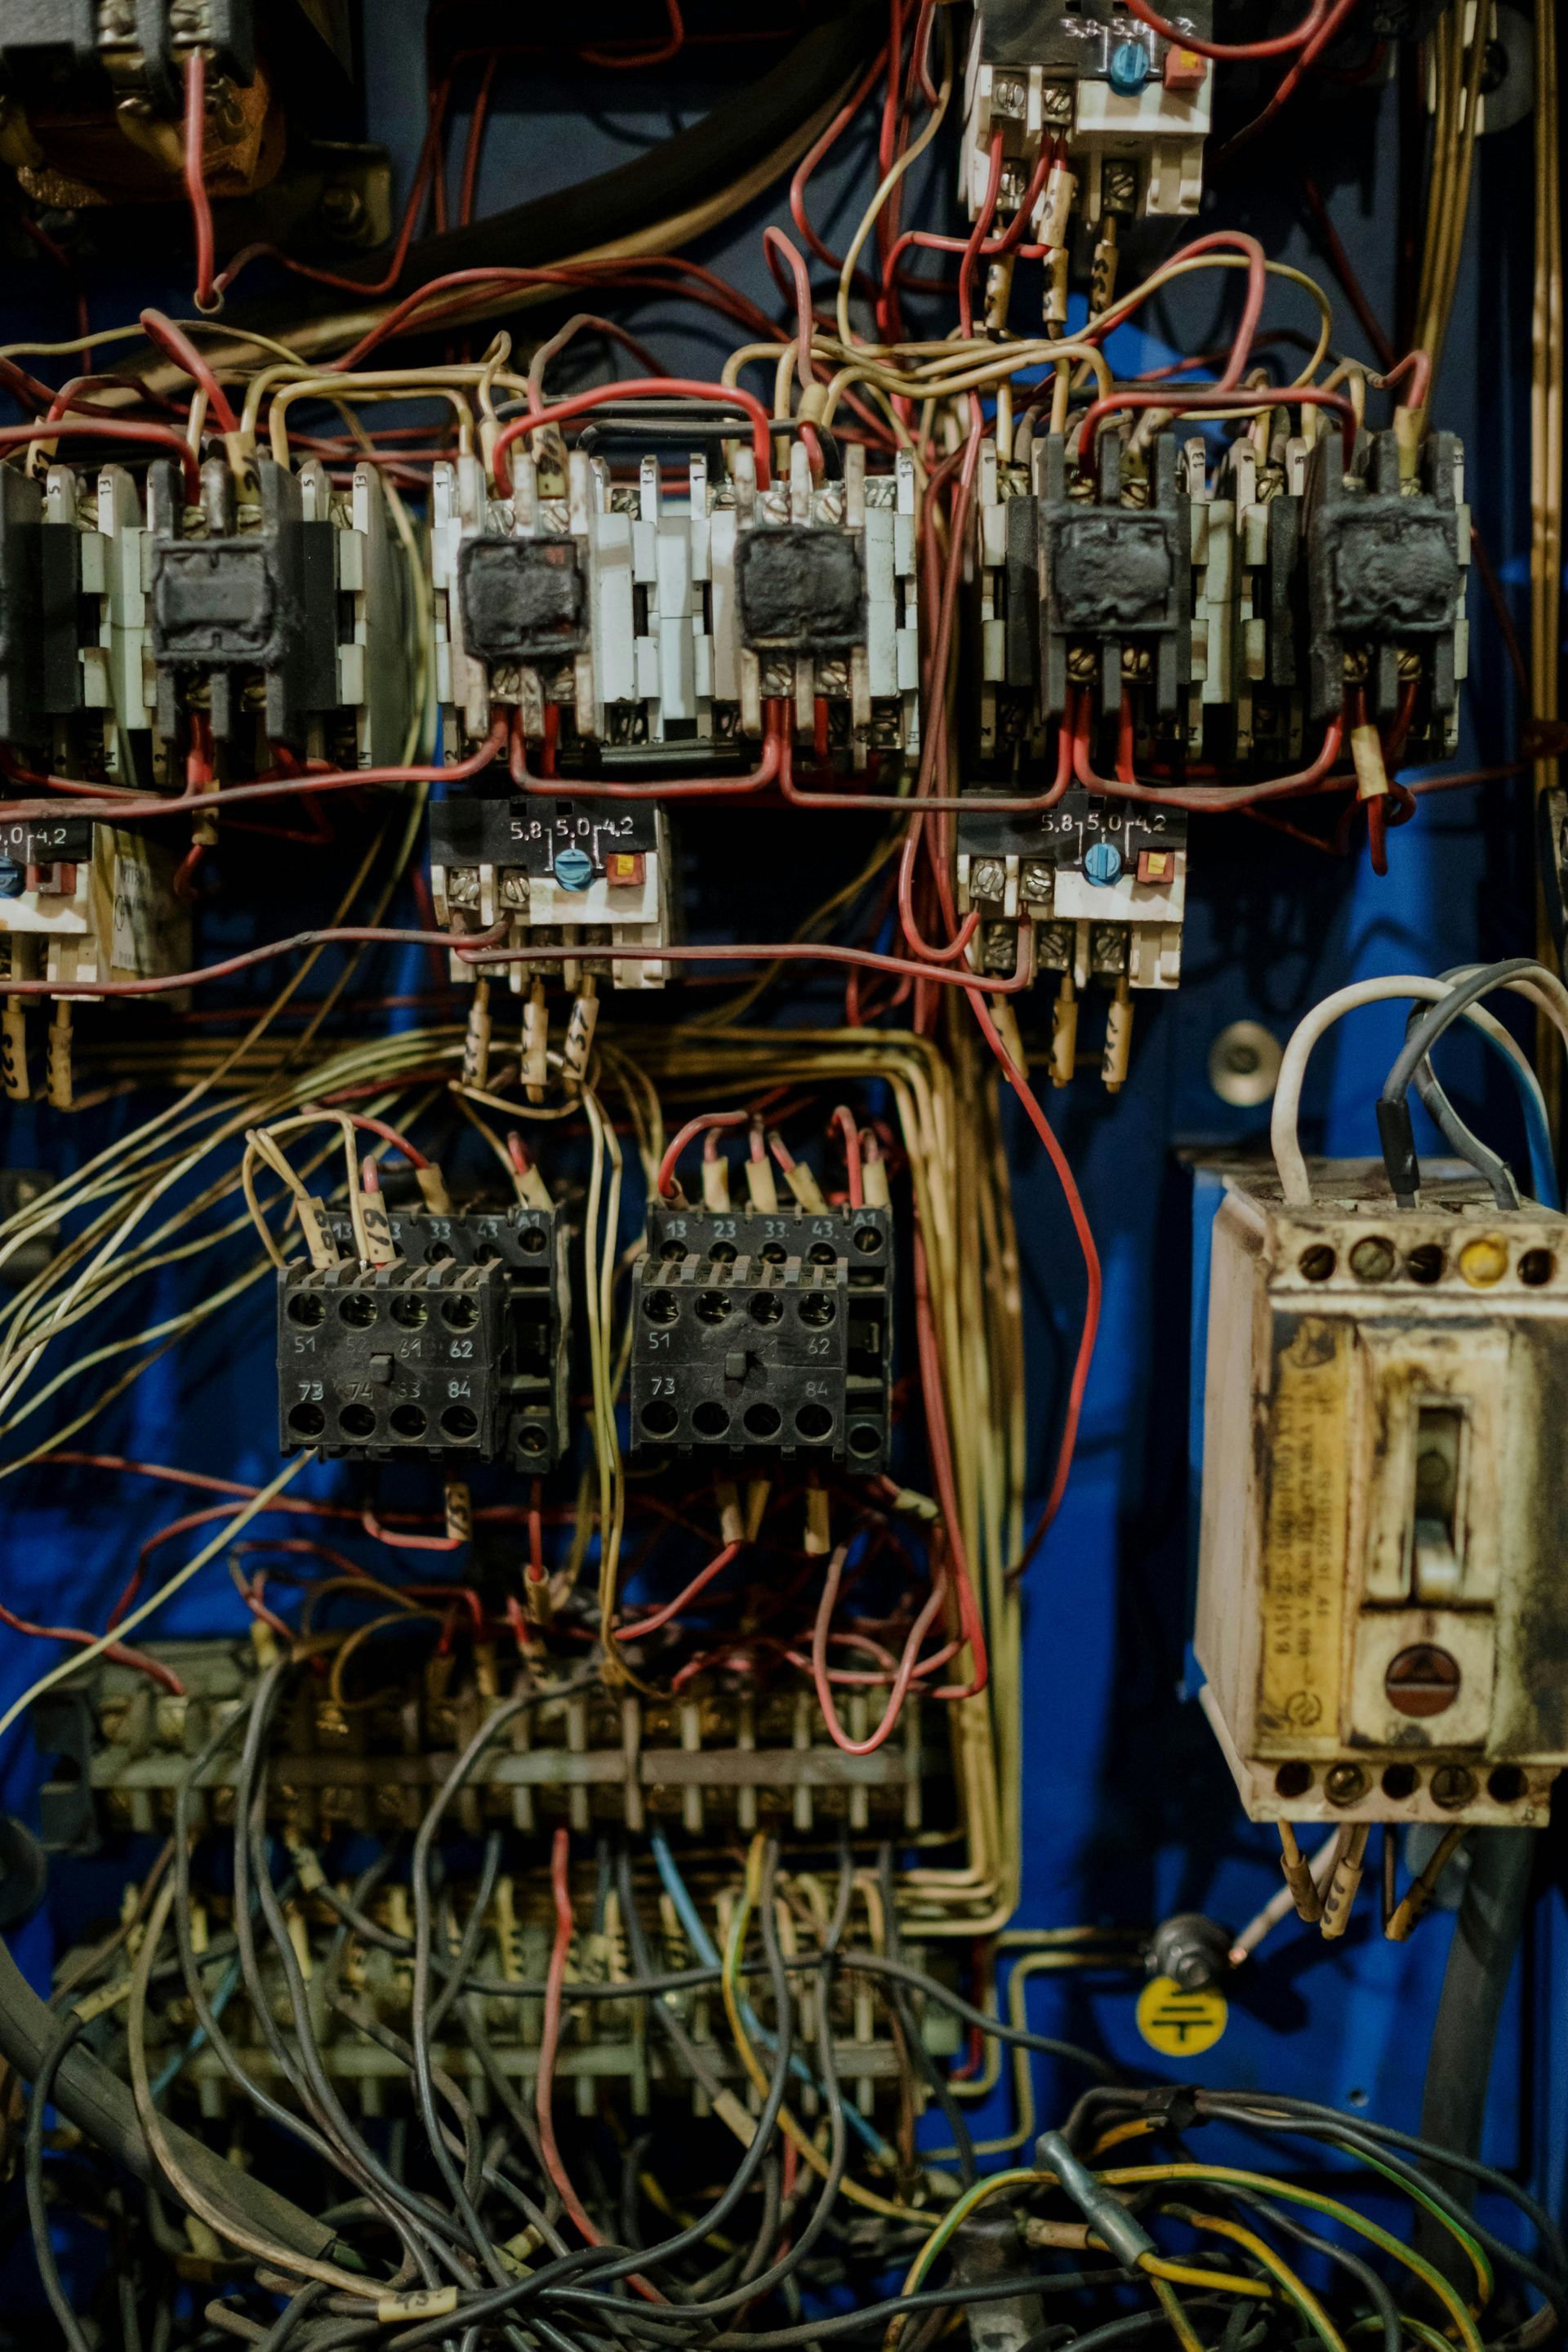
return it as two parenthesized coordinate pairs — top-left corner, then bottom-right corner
(1164, 45), (1207, 90)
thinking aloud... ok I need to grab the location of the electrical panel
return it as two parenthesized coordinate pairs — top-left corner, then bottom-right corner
(0, 3), (1562, 2346)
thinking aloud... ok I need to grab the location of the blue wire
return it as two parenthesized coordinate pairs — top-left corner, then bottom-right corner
(150, 1956), (240, 2104)
(648, 1830), (890, 2163)
(1459, 1018), (1560, 1209)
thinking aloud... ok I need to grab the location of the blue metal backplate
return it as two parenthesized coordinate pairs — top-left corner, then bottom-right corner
(0, 0), (1561, 2287)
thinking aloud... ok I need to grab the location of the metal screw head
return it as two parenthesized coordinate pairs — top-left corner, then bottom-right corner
(981, 923), (1017, 974)
(1349, 1235), (1396, 1282)
(1021, 860), (1054, 903)
(1207, 1019), (1281, 1107)
(1429, 1763), (1476, 1812)
(1041, 82), (1073, 125)
(447, 867), (481, 910)
(499, 871), (529, 910)
(991, 74), (1027, 116)
(1325, 1762), (1368, 1807)
(970, 858), (1007, 900)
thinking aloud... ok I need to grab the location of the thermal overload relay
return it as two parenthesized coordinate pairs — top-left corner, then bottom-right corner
(1195, 1159), (1568, 1830)
(0, 813), (188, 1011)
(431, 437), (920, 771)
(278, 1205), (570, 1471)
(429, 794), (672, 991)
(0, 455), (413, 779)
(962, 0), (1214, 231)
(631, 1203), (893, 1470)
(956, 795), (1185, 991)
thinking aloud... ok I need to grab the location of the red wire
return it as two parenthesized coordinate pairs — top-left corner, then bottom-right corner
(140, 308), (238, 435)
(761, 225), (824, 474)
(537, 1829), (666, 2296)
(345, 1114), (430, 1169)
(509, 704), (785, 801)
(1072, 698), (1348, 811)
(1076, 385), (1356, 472)
(910, 1234), (987, 1699)
(830, 1107), (864, 1207)
(1, 712), (508, 827)
(457, 52), (500, 228)
(528, 1477), (547, 1589)
(360, 1503), (465, 1554)
(657, 1111), (748, 1200)
(0, 920), (1039, 1006)
(811, 1550), (947, 1754)
(1214, 0), (1362, 158)
(957, 130), (1005, 338)
(789, 42), (890, 274)
(214, 78), (454, 302)
(1120, 0), (1334, 61)
(969, 998), (1101, 1582)
(614, 1543), (742, 1642)
(332, 256), (782, 374)
(182, 50), (219, 312)
(0, 419), (201, 497)
(491, 377), (773, 497)
(0, 1598), (183, 1695)
(579, 0), (684, 69)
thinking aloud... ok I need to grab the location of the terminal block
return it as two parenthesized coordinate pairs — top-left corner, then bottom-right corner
(1196, 1158), (1568, 1829)
(631, 1203), (893, 1470)
(963, 0), (1214, 234)
(69, 1646), (933, 1842)
(956, 794), (1185, 995)
(1302, 426), (1468, 750)
(1035, 430), (1192, 724)
(278, 1204), (569, 1470)
(429, 793), (672, 990)
(433, 437), (919, 771)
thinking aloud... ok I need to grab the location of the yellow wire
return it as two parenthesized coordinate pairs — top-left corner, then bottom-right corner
(720, 1835), (911, 2222)
(1157, 2207), (1343, 2352)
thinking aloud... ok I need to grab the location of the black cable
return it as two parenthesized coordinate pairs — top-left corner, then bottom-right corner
(1193, 2095), (1568, 2321)
(24, 2005), (93, 2352)
(1376, 960), (1548, 1205)
(875, 1842), (976, 2189)
(194, 11), (884, 354)
(170, 1687), (343, 2172)
(584, 1835), (800, 2291)
(1415, 1827), (1537, 2291)
(285, 1890), (1117, 2079)
(241, 1754), (458, 2286)
(1220, 2185), (1401, 2352)
(1410, 1046), (1521, 1210)
(407, 1682), (595, 2286)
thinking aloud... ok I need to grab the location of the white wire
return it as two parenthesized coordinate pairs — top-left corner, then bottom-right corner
(1271, 974), (1561, 1206)
(0, 1449), (312, 1745)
